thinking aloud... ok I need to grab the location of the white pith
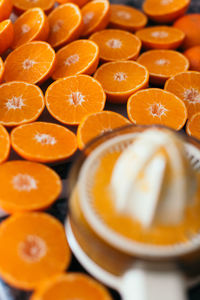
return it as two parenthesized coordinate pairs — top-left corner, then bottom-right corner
(12, 174), (37, 192)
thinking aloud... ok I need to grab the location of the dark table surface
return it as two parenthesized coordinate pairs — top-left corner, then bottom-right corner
(1, 0), (200, 299)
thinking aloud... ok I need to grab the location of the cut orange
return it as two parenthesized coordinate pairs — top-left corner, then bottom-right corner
(0, 19), (14, 54)
(11, 122), (78, 163)
(127, 88), (187, 130)
(0, 212), (71, 290)
(0, 56), (4, 83)
(48, 3), (83, 49)
(164, 71), (200, 119)
(93, 61), (149, 103)
(186, 112), (200, 140)
(0, 161), (61, 213)
(81, 0), (110, 37)
(0, 124), (10, 164)
(89, 29), (141, 62)
(143, 0), (190, 23)
(137, 49), (189, 85)
(174, 14), (200, 50)
(30, 273), (113, 300)
(57, 0), (90, 6)
(0, 81), (45, 127)
(0, 0), (12, 22)
(45, 75), (106, 125)
(184, 46), (200, 72)
(12, 8), (49, 49)
(109, 4), (147, 32)
(52, 39), (99, 80)
(136, 26), (185, 50)
(77, 111), (131, 149)
(12, 0), (55, 14)
(4, 41), (56, 84)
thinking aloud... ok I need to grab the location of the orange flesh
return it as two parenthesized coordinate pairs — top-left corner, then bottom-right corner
(77, 111), (130, 149)
(143, 0), (190, 23)
(93, 61), (149, 103)
(135, 26), (185, 50)
(48, 3), (83, 49)
(30, 273), (112, 300)
(165, 71), (200, 119)
(45, 75), (106, 125)
(12, 8), (49, 49)
(109, 4), (147, 32)
(0, 124), (10, 164)
(0, 81), (45, 126)
(12, 0), (55, 12)
(92, 150), (200, 246)
(0, 161), (62, 213)
(4, 41), (56, 84)
(137, 49), (189, 85)
(89, 29), (141, 62)
(52, 39), (99, 80)
(11, 122), (78, 163)
(127, 88), (187, 130)
(186, 112), (200, 140)
(0, 0), (12, 22)
(0, 19), (14, 54)
(81, 0), (110, 37)
(0, 212), (71, 290)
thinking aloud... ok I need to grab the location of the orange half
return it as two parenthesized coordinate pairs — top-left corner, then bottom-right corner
(0, 161), (62, 213)
(94, 60), (149, 103)
(0, 81), (45, 127)
(0, 19), (14, 54)
(0, 124), (10, 164)
(11, 122), (78, 163)
(0, 212), (71, 290)
(127, 88), (187, 130)
(12, 0), (55, 13)
(89, 29), (141, 62)
(4, 41), (56, 84)
(0, 0), (12, 22)
(109, 4), (147, 32)
(45, 75), (106, 125)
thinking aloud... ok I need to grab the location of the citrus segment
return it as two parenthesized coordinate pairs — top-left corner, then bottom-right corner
(89, 29), (141, 62)
(57, 0), (90, 6)
(0, 81), (45, 127)
(12, 0), (55, 13)
(164, 71), (200, 119)
(109, 4), (147, 32)
(11, 122), (77, 163)
(0, 124), (10, 164)
(0, 19), (14, 54)
(45, 75), (106, 125)
(77, 111), (131, 149)
(184, 46), (200, 72)
(4, 41), (56, 84)
(143, 0), (190, 23)
(81, 0), (110, 37)
(48, 3), (83, 49)
(174, 14), (200, 50)
(0, 0), (12, 22)
(93, 61), (149, 103)
(186, 112), (200, 140)
(127, 88), (187, 130)
(0, 56), (4, 83)
(137, 49), (189, 85)
(136, 26), (185, 50)
(0, 212), (71, 290)
(0, 161), (61, 213)
(30, 273), (113, 300)
(12, 8), (49, 49)
(52, 39), (99, 80)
